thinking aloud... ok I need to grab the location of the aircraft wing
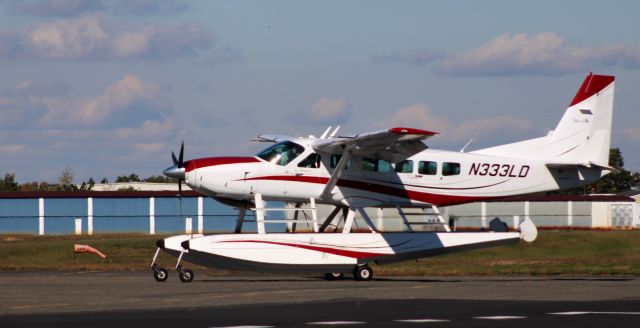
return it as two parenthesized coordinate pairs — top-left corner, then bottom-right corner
(312, 127), (437, 163)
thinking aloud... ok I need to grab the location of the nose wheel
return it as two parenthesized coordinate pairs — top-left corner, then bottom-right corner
(152, 265), (169, 282)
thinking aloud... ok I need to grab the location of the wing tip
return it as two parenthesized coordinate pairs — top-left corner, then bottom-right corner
(388, 127), (439, 135)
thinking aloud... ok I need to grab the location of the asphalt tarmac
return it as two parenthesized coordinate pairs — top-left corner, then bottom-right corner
(0, 272), (639, 327)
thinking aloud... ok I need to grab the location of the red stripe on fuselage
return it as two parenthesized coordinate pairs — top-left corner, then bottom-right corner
(184, 157), (260, 172)
(242, 175), (492, 206)
(220, 240), (385, 259)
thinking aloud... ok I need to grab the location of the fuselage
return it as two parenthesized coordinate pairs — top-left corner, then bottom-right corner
(178, 138), (603, 208)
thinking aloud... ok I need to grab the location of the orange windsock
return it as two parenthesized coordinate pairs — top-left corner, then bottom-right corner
(74, 244), (107, 259)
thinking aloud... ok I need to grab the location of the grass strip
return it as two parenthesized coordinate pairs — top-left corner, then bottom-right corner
(1, 231), (639, 275)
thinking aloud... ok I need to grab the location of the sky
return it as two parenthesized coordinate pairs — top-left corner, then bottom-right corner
(0, 0), (639, 183)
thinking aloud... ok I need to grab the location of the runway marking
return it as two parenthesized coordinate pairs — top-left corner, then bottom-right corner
(473, 316), (526, 320)
(11, 303), (69, 310)
(209, 326), (275, 328)
(394, 319), (451, 323)
(306, 321), (366, 325)
(548, 311), (640, 316)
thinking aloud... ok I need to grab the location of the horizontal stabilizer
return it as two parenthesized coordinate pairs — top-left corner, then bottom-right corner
(546, 162), (617, 171)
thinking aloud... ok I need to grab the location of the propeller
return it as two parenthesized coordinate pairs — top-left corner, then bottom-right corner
(171, 141), (184, 168)
(164, 141), (187, 233)
(163, 141), (186, 196)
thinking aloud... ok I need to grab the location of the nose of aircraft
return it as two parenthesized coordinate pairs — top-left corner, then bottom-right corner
(163, 164), (185, 180)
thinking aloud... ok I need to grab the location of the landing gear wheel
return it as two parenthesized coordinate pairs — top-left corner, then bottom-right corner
(153, 267), (169, 282)
(353, 264), (373, 281)
(323, 273), (344, 281)
(179, 268), (194, 283)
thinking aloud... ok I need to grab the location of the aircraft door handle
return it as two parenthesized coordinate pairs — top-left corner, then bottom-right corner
(295, 173), (304, 176)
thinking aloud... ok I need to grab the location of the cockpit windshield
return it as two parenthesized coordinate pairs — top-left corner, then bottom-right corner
(257, 141), (305, 166)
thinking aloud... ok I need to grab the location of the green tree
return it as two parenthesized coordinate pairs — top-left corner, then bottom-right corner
(116, 174), (141, 182)
(547, 148), (639, 195)
(57, 167), (78, 191)
(0, 173), (19, 191)
(144, 175), (171, 183)
(593, 148), (638, 193)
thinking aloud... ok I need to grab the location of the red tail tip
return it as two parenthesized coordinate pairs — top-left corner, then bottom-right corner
(569, 73), (615, 107)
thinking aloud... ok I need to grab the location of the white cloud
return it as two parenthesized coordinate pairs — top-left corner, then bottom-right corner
(6, 0), (189, 17)
(0, 74), (166, 129)
(0, 15), (230, 62)
(381, 103), (453, 133)
(0, 144), (26, 155)
(375, 32), (640, 76)
(380, 103), (533, 144)
(28, 15), (109, 59)
(436, 32), (640, 76)
(113, 119), (177, 142)
(111, 30), (151, 57)
(0, 76), (181, 182)
(308, 97), (351, 124)
(36, 74), (163, 127)
(623, 127), (640, 141)
(134, 142), (165, 153)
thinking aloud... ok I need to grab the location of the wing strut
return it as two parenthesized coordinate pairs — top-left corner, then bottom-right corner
(320, 146), (352, 200)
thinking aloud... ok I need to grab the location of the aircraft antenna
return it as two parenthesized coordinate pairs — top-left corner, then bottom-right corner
(319, 126), (332, 139)
(330, 126), (341, 138)
(460, 139), (473, 153)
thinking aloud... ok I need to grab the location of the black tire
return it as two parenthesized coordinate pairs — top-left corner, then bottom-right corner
(323, 273), (344, 281)
(179, 269), (194, 283)
(153, 268), (169, 282)
(353, 264), (373, 281)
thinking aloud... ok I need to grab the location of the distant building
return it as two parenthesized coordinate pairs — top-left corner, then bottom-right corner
(446, 194), (638, 230)
(89, 182), (191, 192)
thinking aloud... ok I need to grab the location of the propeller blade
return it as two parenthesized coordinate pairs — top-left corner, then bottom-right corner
(178, 179), (182, 196)
(178, 141), (184, 168)
(171, 151), (178, 165)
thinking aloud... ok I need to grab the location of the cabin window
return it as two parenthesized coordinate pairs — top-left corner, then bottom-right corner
(257, 141), (305, 166)
(298, 153), (322, 168)
(362, 158), (391, 173)
(394, 160), (413, 173)
(418, 161), (437, 175)
(442, 162), (461, 176)
(330, 154), (351, 169)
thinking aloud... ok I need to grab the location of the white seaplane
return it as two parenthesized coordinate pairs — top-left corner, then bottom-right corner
(151, 73), (615, 282)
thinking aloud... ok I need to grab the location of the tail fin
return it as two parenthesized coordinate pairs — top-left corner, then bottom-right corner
(473, 73), (615, 166)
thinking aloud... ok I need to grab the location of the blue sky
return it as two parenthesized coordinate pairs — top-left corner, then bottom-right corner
(0, 0), (639, 182)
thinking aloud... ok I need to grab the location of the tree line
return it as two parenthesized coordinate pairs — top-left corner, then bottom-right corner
(0, 168), (174, 192)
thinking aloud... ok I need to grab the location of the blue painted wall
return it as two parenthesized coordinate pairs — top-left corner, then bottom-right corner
(0, 199), (39, 233)
(0, 196), (288, 235)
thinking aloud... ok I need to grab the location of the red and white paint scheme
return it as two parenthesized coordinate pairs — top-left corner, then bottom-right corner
(152, 73), (615, 282)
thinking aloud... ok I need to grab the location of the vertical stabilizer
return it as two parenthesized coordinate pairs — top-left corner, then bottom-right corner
(548, 73), (615, 165)
(472, 73), (615, 166)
